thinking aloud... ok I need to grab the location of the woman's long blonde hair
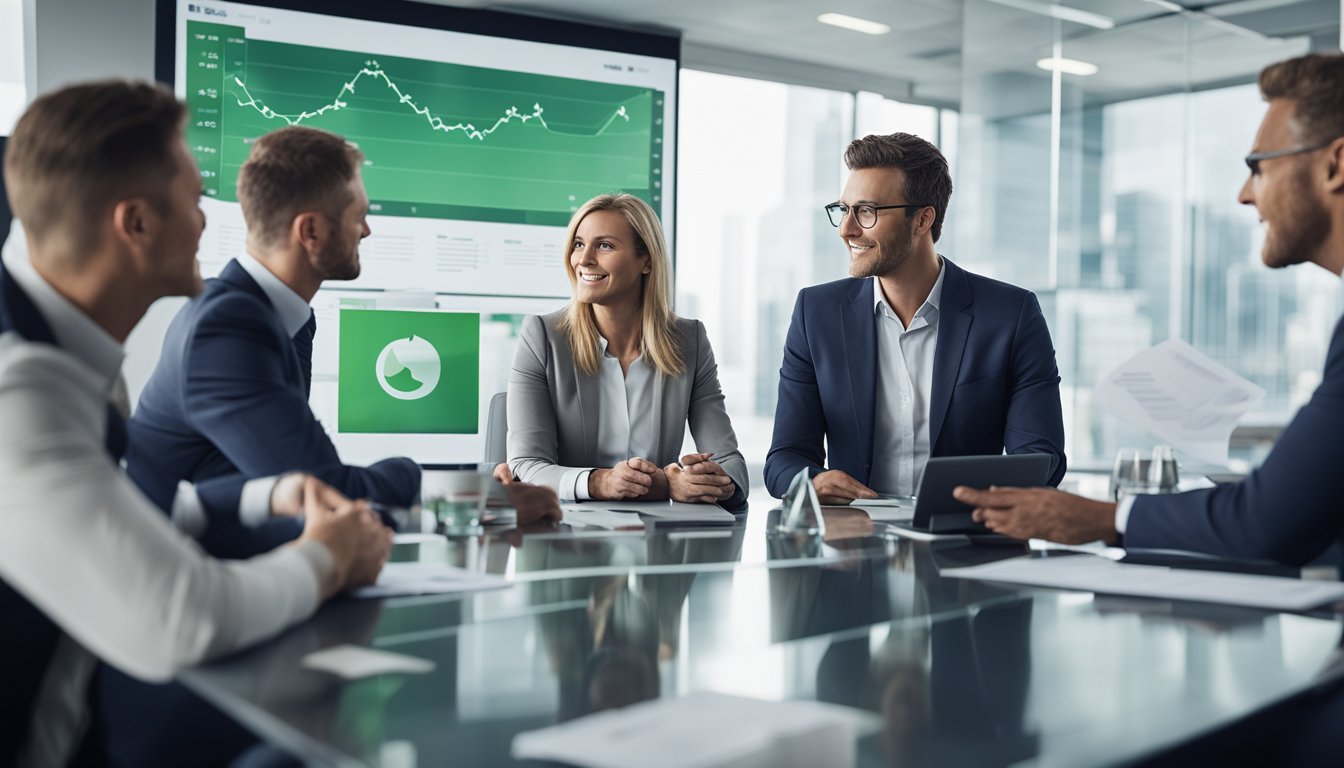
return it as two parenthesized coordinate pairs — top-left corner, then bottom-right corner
(559, 194), (684, 378)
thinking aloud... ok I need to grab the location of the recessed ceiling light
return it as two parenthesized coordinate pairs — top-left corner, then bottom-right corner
(817, 12), (891, 35)
(1036, 57), (1099, 76)
(985, 0), (1115, 30)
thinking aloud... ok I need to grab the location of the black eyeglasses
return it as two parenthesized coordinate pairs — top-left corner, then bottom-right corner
(1244, 139), (1338, 175)
(824, 202), (928, 229)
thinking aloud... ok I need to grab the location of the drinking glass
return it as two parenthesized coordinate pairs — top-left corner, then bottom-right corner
(421, 467), (490, 533)
(1110, 448), (1155, 501)
(1148, 445), (1180, 493)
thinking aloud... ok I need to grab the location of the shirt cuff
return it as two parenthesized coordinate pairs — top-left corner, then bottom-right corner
(240, 476), (281, 528)
(1115, 495), (1138, 534)
(170, 481), (207, 540)
(559, 469), (593, 502)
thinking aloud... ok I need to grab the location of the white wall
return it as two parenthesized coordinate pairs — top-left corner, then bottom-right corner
(21, 0), (184, 404)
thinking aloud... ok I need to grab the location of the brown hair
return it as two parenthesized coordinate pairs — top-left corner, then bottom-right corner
(4, 80), (184, 258)
(235, 126), (364, 246)
(844, 133), (953, 243)
(1259, 53), (1344, 146)
(559, 194), (684, 378)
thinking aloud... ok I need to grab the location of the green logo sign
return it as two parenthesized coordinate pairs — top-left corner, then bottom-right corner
(338, 309), (479, 434)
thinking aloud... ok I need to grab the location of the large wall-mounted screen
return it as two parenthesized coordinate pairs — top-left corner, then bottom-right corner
(159, 0), (678, 464)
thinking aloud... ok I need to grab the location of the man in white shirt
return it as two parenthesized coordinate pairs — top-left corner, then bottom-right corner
(0, 79), (391, 766)
(764, 132), (1067, 503)
(954, 53), (1344, 571)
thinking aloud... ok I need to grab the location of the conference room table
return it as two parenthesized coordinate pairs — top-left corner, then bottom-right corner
(179, 491), (1344, 767)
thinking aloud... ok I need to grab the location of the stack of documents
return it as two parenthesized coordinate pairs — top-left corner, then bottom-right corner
(512, 691), (877, 768)
(941, 555), (1344, 611)
(353, 562), (512, 599)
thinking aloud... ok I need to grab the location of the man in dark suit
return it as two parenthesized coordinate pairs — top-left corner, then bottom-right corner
(764, 132), (1066, 502)
(126, 126), (419, 548)
(955, 53), (1344, 571)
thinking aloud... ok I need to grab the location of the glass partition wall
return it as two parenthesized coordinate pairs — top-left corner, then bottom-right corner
(924, 1), (1337, 470)
(674, 2), (1342, 482)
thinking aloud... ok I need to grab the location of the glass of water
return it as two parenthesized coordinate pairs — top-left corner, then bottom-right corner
(421, 467), (490, 533)
(1110, 448), (1154, 501)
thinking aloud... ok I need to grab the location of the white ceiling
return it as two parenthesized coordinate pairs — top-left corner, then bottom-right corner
(420, 0), (1340, 107)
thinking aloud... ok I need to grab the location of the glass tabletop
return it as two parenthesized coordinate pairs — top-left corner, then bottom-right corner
(181, 506), (1344, 767)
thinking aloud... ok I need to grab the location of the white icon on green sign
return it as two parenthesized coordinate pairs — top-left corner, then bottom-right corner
(375, 334), (441, 401)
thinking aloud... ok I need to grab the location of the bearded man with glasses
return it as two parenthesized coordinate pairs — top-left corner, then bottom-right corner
(764, 132), (1067, 503)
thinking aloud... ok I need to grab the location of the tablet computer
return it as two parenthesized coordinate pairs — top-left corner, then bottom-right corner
(904, 454), (1054, 534)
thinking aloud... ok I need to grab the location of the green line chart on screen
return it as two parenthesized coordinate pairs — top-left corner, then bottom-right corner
(185, 21), (666, 227)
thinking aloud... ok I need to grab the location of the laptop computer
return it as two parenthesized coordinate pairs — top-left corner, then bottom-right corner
(888, 454), (1054, 535)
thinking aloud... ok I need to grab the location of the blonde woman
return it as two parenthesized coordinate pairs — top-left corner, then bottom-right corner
(506, 194), (747, 508)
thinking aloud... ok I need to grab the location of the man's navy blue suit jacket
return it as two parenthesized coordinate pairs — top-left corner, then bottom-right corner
(126, 259), (419, 555)
(764, 257), (1067, 497)
(1125, 313), (1344, 567)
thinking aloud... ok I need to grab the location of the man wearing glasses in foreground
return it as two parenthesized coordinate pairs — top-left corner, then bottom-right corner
(955, 53), (1344, 571)
(764, 132), (1067, 503)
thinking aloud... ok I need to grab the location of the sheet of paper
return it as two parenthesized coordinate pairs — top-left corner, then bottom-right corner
(352, 562), (512, 598)
(1093, 338), (1264, 465)
(562, 506), (646, 530)
(511, 691), (878, 768)
(851, 504), (916, 523)
(302, 644), (435, 679)
(850, 494), (916, 508)
(941, 555), (1344, 611)
(564, 501), (736, 524)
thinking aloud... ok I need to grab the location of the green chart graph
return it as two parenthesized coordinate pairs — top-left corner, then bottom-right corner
(185, 21), (665, 226)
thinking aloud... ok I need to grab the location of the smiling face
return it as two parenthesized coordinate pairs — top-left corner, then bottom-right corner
(144, 136), (206, 297)
(568, 209), (650, 308)
(838, 167), (918, 279)
(1238, 98), (1332, 270)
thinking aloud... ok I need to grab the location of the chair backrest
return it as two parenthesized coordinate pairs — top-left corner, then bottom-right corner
(483, 391), (507, 464)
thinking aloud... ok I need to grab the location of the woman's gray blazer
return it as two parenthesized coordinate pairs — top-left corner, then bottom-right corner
(506, 309), (748, 508)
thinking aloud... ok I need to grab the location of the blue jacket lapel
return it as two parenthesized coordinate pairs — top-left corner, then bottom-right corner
(929, 258), (973, 452)
(841, 278), (877, 483)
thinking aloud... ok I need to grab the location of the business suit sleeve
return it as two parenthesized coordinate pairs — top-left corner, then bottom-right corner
(1125, 325), (1344, 566)
(182, 295), (419, 507)
(1003, 292), (1067, 486)
(764, 289), (828, 498)
(507, 315), (592, 493)
(685, 321), (749, 510)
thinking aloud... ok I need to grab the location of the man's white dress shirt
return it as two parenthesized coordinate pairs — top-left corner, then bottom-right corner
(867, 263), (945, 496)
(0, 252), (332, 766)
(558, 336), (656, 502)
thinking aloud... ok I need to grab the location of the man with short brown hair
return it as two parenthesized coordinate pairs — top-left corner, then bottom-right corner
(125, 125), (422, 529)
(765, 132), (1067, 502)
(955, 52), (1344, 568)
(0, 79), (391, 766)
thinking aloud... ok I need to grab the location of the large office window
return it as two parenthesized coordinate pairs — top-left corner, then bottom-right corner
(952, 0), (1339, 470)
